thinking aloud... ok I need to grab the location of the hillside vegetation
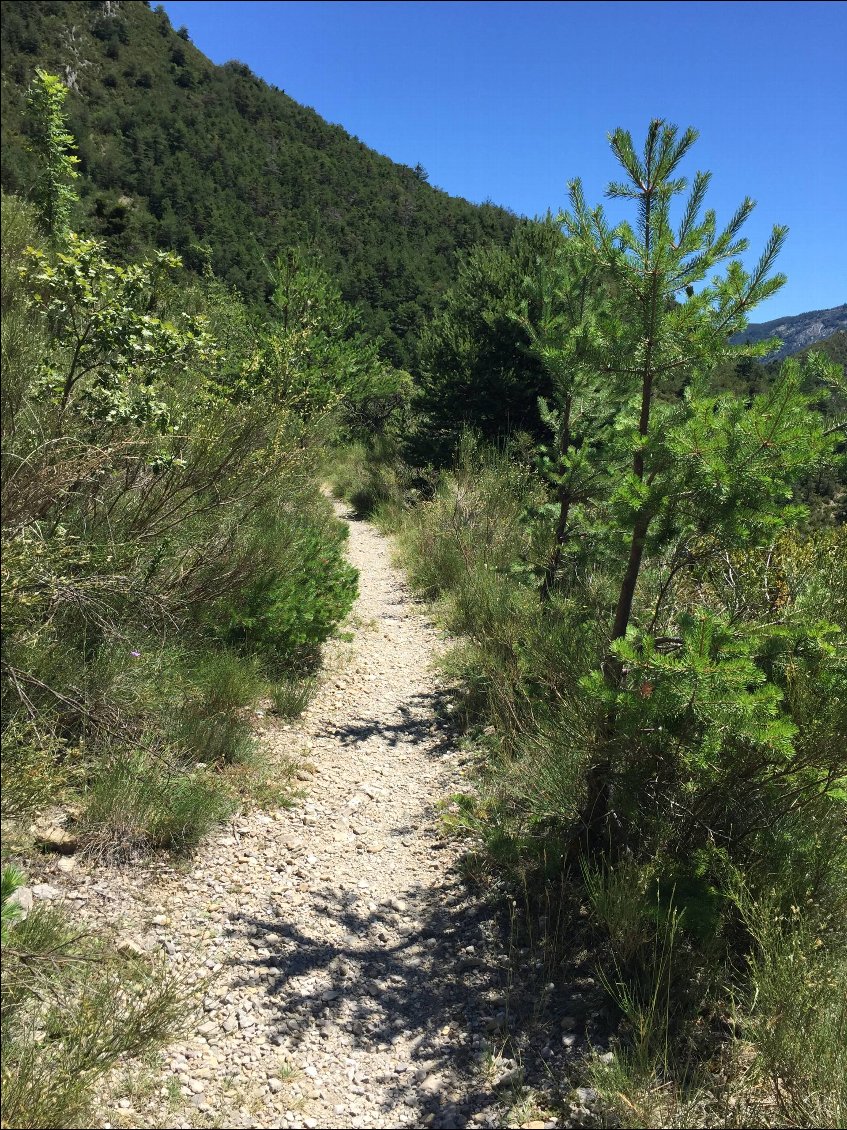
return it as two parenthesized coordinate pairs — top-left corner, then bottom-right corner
(1, 15), (845, 1128)
(0, 0), (517, 366)
(0, 67), (410, 1125)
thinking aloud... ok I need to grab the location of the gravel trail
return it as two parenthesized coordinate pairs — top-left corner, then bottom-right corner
(60, 503), (554, 1130)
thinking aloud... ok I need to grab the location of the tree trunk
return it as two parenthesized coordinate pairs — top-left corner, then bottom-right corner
(540, 396), (573, 602)
(610, 508), (651, 644)
(540, 491), (572, 601)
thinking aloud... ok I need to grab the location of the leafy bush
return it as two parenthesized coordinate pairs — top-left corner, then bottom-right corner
(221, 504), (357, 673)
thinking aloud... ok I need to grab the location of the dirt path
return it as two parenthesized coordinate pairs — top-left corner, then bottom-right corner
(62, 503), (561, 1130)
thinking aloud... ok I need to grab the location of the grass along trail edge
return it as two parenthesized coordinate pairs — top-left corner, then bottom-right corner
(24, 502), (566, 1130)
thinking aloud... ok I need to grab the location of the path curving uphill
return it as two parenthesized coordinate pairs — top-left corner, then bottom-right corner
(78, 503), (547, 1130)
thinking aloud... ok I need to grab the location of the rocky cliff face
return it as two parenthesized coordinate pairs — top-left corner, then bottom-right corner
(733, 304), (847, 360)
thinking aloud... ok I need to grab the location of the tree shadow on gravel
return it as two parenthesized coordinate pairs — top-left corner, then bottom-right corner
(323, 688), (459, 761)
(224, 858), (603, 1129)
(224, 872), (515, 1128)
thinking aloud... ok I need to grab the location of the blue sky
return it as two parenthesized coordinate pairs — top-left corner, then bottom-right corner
(160, 0), (846, 320)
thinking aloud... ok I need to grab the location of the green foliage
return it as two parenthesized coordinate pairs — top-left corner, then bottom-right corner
(221, 506), (358, 672)
(246, 248), (404, 421)
(0, 1), (517, 365)
(79, 750), (235, 859)
(2, 91), (360, 869)
(270, 676), (316, 720)
(24, 69), (79, 240)
(1, 875), (192, 1129)
(417, 219), (564, 455)
(171, 650), (262, 765)
(22, 233), (212, 429)
(329, 437), (413, 523)
(0, 719), (73, 818)
(391, 174), (844, 1116)
(742, 891), (847, 1128)
(0, 864), (27, 944)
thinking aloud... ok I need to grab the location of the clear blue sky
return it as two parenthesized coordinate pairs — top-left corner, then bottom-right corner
(160, 0), (846, 320)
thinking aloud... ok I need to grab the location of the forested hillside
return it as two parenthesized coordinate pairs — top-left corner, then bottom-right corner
(0, 0), (517, 365)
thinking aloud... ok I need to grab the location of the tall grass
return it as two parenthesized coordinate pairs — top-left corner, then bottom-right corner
(329, 435), (411, 525)
(1, 865), (192, 1129)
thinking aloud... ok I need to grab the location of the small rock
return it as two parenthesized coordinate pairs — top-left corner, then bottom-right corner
(33, 824), (78, 854)
(56, 856), (77, 873)
(495, 1066), (524, 1089)
(268, 1077), (283, 1093)
(31, 883), (60, 900)
(7, 886), (34, 915)
(116, 937), (147, 959)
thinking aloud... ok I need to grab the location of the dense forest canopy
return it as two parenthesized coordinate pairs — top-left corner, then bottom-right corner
(0, 0), (518, 366)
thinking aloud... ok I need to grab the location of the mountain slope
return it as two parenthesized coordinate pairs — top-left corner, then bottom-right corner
(0, 0), (517, 365)
(732, 304), (847, 361)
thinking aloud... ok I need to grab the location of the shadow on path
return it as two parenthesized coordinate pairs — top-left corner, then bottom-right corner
(226, 868), (520, 1128)
(321, 688), (458, 762)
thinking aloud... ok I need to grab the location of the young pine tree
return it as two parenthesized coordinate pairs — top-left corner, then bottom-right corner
(560, 121), (835, 852)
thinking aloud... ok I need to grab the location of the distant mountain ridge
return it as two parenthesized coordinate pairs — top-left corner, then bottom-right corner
(732, 304), (847, 361)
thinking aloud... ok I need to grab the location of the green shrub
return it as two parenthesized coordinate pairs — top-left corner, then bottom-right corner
(186, 650), (262, 712)
(222, 506), (357, 672)
(79, 751), (234, 860)
(174, 650), (261, 765)
(0, 720), (75, 819)
(585, 881), (847, 1130)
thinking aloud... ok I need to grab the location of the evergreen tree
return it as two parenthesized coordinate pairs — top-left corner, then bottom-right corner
(555, 121), (838, 851)
(418, 219), (565, 457)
